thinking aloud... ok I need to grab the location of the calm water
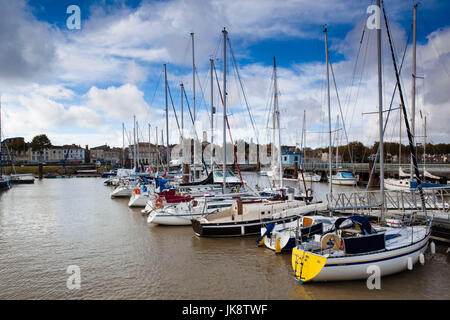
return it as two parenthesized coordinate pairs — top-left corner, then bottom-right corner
(0, 173), (449, 300)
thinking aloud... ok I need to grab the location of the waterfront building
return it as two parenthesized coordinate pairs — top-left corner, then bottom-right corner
(129, 142), (166, 167)
(281, 151), (302, 166)
(30, 146), (64, 164)
(62, 144), (85, 164)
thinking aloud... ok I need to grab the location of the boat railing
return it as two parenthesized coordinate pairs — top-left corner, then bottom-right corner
(327, 187), (450, 219)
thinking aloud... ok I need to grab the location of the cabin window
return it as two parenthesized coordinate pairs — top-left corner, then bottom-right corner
(261, 211), (265, 215)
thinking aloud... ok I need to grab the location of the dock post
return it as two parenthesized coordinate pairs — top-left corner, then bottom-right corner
(38, 163), (43, 179)
(183, 163), (189, 183)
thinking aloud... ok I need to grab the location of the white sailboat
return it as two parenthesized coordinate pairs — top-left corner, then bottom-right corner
(297, 112), (321, 183)
(292, 215), (431, 282)
(259, 213), (333, 252)
(328, 115), (358, 185)
(147, 197), (235, 226)
(291, 5), (432, 283)
(298, 171), (321, 182)
(192, 43), (325, 237)
(329, 171), (358, 185)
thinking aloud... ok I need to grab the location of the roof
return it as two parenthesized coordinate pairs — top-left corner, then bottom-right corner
(91, 144), (109, 150)
(62, 144), (83, 149)
(281, 151), (301, 155)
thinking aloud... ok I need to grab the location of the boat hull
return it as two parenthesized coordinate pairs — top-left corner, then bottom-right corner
(384, 178), (410, 191)
(193, 201), (328, 237)
(0, 180), (10, 190)
(330, 178), (357, 186)
(292, 231), (430, 282)
(192, 215), (301, 237)
(148, 211), (202, 226)
(128, 193), (152, 207)
(10, 174), (35, 184)
(298, 174), (321, 182)
(110, 186), (132, 198)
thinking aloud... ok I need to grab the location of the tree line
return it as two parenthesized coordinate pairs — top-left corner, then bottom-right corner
(307, 141), (450, 163)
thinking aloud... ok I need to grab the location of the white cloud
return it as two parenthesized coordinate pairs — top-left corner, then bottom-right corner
(1, 0), (449, 150)
(84, 83), (151, 120)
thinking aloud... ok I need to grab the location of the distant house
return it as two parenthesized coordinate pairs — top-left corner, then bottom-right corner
(128, 142), (163, 166)
(29, 146), (63, 164)
(281, 151), (302, 166)
(62, 144), (85, 164)
(1, 137), (28, 164)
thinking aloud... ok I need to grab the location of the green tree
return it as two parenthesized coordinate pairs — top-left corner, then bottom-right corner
(30, 134), (52, 163)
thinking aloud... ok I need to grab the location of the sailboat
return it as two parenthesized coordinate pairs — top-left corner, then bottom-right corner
(328, 115), (358, 185)
(298, 111), (321, 183)
(192, 33), (325, 237)
(291, 4), (432, 283)
(259, 214), (335, 252)
(384, 4), (450, 193)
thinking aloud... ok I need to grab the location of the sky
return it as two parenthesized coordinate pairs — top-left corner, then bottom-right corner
(1, 0), (450, 150)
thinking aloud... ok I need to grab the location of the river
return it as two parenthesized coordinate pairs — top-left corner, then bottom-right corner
(0, 173), (449, 299)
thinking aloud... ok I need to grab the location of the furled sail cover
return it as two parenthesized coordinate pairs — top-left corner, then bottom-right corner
(424, 169), (441, 180)
(335, 215), (376, 235)
(399, 167), (410, 178)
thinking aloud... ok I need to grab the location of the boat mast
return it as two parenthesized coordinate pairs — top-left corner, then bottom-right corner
(222, 27), (227, 193)
(161, 128), (164, 170)
(423, 115), (426, 178)
(273, 56), (283, 188)
(180, 83), (184, 165)
(377, 0), (385, 220)
(122, 122), (125, 168)
(136, 121), (140, 170)
(399, 106), (402, 172)
(148, 123), (151, 171)
(164, 64), (169, 171)
(191, 33), (197, 171)
(410, 3), (418, 181)
(155, 126), (159, 172)
(324, 26), (333, 201)
(336, 113), (339, 169)
(381, 0), (426, 216)
(210, 58), (215, 172)
(133, 115), (137, 170)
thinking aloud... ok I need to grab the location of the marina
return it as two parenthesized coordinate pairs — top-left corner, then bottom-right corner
(0, 0), (449, 303)
(0, 174), (449, 299)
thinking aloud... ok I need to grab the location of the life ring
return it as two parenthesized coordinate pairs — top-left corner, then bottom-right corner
(155, 198), (164, 209)
(321, 233), (341, 250)
(134, 188), (140, 195)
